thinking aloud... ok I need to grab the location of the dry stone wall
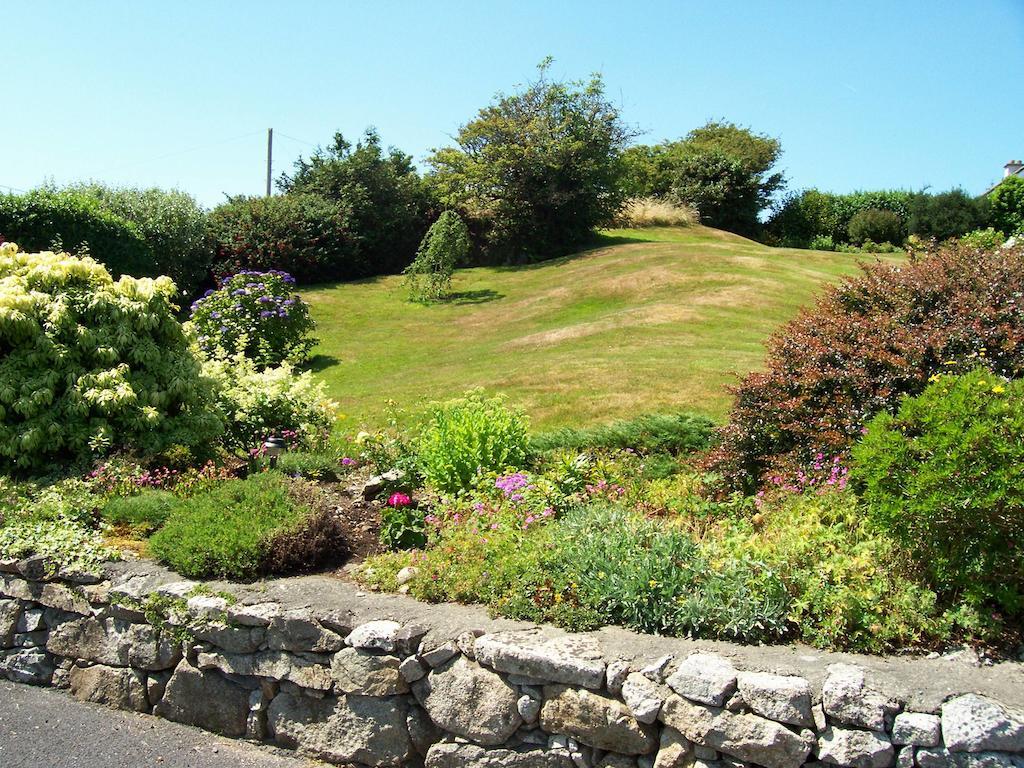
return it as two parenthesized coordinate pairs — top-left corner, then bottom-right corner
(2, 556), (1024, 768)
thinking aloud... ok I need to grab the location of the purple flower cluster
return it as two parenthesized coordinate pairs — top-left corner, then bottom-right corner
(188, 270), (315, 366)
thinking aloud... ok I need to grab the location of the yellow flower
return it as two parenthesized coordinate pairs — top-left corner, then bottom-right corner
(993, 385), (1006, 394)
(928, 374), (941, 383)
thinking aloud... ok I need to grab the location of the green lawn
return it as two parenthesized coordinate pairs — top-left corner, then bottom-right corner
(301, 226), (898, 430)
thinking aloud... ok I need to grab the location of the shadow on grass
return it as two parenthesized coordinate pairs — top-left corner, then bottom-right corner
(305, 354), (340, 373)
(447, 288), (504, 305)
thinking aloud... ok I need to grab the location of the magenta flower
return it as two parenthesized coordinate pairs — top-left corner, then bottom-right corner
(388, 492), (411, 507)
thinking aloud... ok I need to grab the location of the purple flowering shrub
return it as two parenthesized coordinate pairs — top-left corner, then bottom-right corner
(189, 270), (316, 367)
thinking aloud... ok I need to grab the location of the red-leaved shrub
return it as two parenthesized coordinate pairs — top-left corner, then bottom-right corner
(708, 242), (1024, 491)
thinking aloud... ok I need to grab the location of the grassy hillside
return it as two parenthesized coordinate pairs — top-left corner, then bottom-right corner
(301, 226), (899, 430)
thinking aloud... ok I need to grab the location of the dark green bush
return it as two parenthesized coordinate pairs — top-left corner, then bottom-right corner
(0, 190), (152, 279)
(530, 412), (715, 455)
(768, 189), (911, 247)
(989, 175), (1024, 236)
(207, 194), (359, 284)
(428, 61), (633, 263)
(670, 151), (762, 235)
(852, 369), (1024, 614)
(907, 189), (988, 242)
(280, 128), (433, 276)
(102, 490), (180, 536)
(846, 208), (904, 246)
(148, 472), (338, 580)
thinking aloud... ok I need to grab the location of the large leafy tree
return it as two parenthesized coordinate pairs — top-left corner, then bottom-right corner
(279, 128), (432, 274)
(989, 175), (1024, 236)
(621, 121), (785, 235)
(428, 60), (637, 262)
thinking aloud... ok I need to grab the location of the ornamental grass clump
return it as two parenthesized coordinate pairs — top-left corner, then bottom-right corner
(189, 270), (316, 367)
(0, 243), (222, 472)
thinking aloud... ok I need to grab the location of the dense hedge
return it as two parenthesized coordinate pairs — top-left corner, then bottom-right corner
(207, 194), (362, 284)
(767, 189), (912, 247)
(0, 190), (152, 279)
(707, 240), (1024, 491)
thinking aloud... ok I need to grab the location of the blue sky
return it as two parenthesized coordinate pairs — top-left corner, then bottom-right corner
(4, 1), (1023, 208)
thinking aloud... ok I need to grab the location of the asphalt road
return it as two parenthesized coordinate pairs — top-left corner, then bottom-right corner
(0, 679), (320, 768)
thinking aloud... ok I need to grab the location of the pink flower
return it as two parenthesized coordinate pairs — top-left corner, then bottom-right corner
(388, 492), (411, 507)
(341, 457), (356, 466)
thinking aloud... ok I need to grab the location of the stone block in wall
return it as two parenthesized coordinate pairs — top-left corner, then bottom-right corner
(916, 747), (1022, 768)
(147, 669), (172, 706)
(891, 712), (941, 748)
(407, 704), (443, 757)
(226, 601), (283, 627)
(69, 663), (149, 712)
(541, 684), (658, 755)
(153, 658), (251, 738)
(267, 609), (343, 653)
(941, 694), (1024, 754)
(622, 672), (671, 724)
(425, 740), (575, 768)
(268, 690), (411, 767)
(35, 582), (92, 615)
(45, 617), (179, 671)
(665, 653), (737, 708)
(412, 654), (522, 745)
(332, 647), (408, 696)
(192, 623), (265, 654)
(736, 672), (814, 728)
(659, 694), (811, 768)
(0, 574), (33, 601)
(0, 647), (54, 685)
(816, 726), (894, 768)
(0, 599), (21, 647)
(17, 607), (45, 633)
(474, 629), (606, 690)
(196, 649), (333, 691)
(822, 664), (901, 732)
(652, 725), (692, 768)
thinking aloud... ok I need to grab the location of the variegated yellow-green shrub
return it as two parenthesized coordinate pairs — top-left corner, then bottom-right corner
(0, 243), (222, 472)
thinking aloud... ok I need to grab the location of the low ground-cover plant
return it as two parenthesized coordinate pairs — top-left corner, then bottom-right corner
(417, 391), (529, 494)
(708, 240), (1024, 491)
(530, 412), (715, 456)
(148, 471), (342, 580)
(190, 270), (316, 367)
(852, 369), (1024, 615)
(101, 490), (180, 536)
(0, 477), (117, 575)
(0, 244), (223, 472)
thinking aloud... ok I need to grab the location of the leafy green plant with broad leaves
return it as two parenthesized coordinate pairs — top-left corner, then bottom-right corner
(0, 244), (222, 472)
(852, 368), (1024, 615)
(417, 391), (529, 494)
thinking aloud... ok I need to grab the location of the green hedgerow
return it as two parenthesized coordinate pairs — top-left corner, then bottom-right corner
(852, 368), (1024, 614)
(417, 391), (529, 494)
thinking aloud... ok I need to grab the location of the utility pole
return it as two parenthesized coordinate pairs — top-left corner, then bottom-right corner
(266, 128), (273, 197)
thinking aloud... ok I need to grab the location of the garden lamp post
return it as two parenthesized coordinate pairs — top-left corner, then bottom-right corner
(263, 437), (287, 469)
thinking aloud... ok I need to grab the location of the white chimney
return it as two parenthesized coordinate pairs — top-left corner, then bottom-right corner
(1005, 160), (1024, 177)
